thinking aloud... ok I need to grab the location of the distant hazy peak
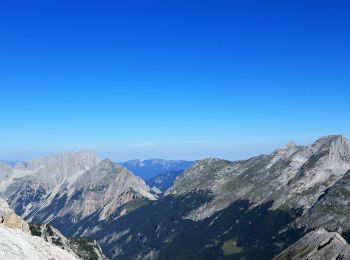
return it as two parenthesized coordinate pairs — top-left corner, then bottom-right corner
(25, 150), (101, 177)
(123, 158), (192, 165)
(30, 149), (100, 164)
(275, 142), (300, 153)
(0, 160), (22, 167)
(121, 158), (194, 181)
(122, 159), (141, 166)
(0, 162), (11, 170)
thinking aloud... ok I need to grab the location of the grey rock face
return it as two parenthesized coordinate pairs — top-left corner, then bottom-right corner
(167, 135), (350, 221)
(274, 228), (350, 260)
(0, 224), (79, 260)
(2, 135), (350, 259)
(1, 150), (101, 209)
(0, 151), (156, 237)
(29, 223), (107, 260)
(0, 198), (80, 259)
(0, 198), (29, 233)
(301, 169), (350, 231)
(43, 159), (156, 222)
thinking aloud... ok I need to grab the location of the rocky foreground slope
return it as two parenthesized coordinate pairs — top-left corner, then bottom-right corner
(28, 223), (107, 260)
(0, 198), (79, 260)
(0, 225), (78, 260)
(274, 228), (350, 260)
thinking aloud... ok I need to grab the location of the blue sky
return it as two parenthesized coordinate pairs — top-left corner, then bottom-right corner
(0, 0), (350, 161)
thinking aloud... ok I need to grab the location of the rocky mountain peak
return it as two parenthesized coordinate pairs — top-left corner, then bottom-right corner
(73, 159), (134, 189)
(175, 158), (232, 182)
(305, 135), (350, 169)
(166, 158), (233, 197)
(267, 142), (301, 168)
(21, 150), (102, 187)
(191, 158), (232, 171)
(198, 157), (224, 164)
(275, 142), (299, 155)
(311, 135), (349, 151)
(329, 135), (350, 158)
(29, 150), (100, 169)
(93, 158), (118, 171)
(280, 142), (299, 151)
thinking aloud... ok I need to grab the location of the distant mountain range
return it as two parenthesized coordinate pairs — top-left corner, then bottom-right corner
(146, 170), (184, 192)
(120, 159), (193, 181)
(1, 135), (350, 259)
(0, 160), (22, 167)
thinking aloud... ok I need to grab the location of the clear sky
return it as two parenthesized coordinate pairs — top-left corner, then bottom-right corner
(0, 0), (350, 161)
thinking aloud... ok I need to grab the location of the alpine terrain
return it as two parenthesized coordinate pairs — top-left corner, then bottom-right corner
(80, 135), (350, 259)
(0, 151), (157, 238)
(0, 198), (105, 259)
(1, 135), (350, 259)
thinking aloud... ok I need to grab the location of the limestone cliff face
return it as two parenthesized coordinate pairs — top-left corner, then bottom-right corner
(0, 198), (29, 233)
(274, 228), (350, 260)
(0, 151), (156, 238)
(167, 135), (350, 221)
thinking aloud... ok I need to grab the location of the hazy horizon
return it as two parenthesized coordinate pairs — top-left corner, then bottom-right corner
(0, 134), (346, 162)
